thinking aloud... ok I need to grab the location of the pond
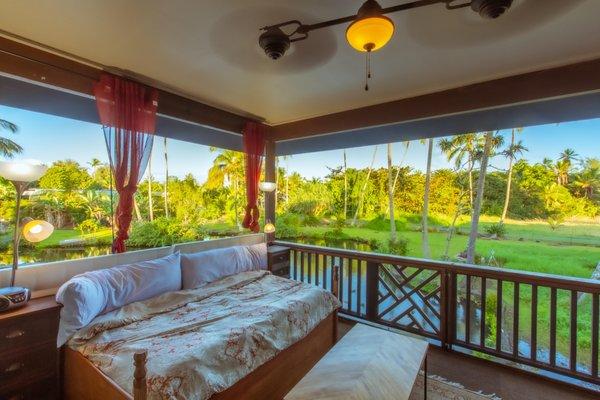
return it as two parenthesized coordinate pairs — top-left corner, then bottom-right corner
(0, 237), (372, 269)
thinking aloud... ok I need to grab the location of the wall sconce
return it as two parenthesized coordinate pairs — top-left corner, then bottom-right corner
(259, 181), (276, 192)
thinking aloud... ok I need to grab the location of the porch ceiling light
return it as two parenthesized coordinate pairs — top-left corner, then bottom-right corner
(259, 181), (277, 192)
(346, 1), (394, 53)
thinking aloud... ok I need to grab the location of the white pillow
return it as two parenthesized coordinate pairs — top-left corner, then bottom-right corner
(181, 245), (262, 289)
(55, 252), (181, 346)
(245, 242), (268, 270)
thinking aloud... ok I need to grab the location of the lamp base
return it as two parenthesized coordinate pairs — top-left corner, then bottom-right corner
(0, 286), (31, 312)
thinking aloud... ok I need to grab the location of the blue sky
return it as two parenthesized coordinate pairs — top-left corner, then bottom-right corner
(1, 105), (598, 182)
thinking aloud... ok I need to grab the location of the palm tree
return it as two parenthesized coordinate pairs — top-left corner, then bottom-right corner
(387, 143), (397, 241)
(207, 149), (244, 229)
(466, 131), (495, 264)
(351, 146), (378, 226)
(421, 138), (434, 258)
(500, 128), (527, 222)
(163, 137), (169, 218)
(573, 158), (600, 198)
(88, 158), (102, 171)
(0, 118), (23, 158)
(438, 133), (482, 208)
(343, 150), (348, 220)
(147, 150), (154, 221)
(559, 148), (579, 164)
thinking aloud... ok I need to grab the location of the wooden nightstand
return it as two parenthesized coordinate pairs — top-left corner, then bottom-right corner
(268, 245), (291, 278)
(0, 296), (61, 400)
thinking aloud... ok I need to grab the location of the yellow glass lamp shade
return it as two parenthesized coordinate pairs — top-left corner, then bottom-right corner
(264, 222), (276, 234)
(22, 220), (54, 243)
(346, 15), (394, 52)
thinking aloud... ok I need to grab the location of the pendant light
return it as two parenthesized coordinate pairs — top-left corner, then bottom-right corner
(346, 0), (395, 91)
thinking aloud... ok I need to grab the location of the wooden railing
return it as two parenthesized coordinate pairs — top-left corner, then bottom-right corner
(275, 241), (600, 386)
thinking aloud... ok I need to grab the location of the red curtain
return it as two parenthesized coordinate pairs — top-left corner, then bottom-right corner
(94, 73), (158, 253)
(242, 122), (266, 233)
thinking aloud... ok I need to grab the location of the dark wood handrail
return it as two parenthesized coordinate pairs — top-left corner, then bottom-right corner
(280, 240), (600, 387)
(275, 240), (600, 292)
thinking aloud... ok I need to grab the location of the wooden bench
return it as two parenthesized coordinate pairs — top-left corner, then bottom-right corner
(284, 323), (429, 400)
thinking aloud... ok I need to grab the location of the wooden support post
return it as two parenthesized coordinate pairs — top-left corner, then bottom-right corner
(332, 265), (340, 300)
(332, 265), (340, 343)
(366, 262), (379, 321)
(133, 350), (148, 400)
(264, 139), (276, 242)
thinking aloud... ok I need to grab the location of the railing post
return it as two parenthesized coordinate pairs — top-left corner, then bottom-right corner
(440, 269), (448, 350)
(446, 269), (456, 351)
(366, 262), (379, 322)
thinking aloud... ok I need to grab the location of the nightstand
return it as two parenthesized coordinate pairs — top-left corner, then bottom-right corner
(0, 296), (61, 400)
(268, 245), (291, 278)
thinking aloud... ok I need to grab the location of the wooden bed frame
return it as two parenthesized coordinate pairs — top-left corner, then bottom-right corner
(63, 267), (340, 400)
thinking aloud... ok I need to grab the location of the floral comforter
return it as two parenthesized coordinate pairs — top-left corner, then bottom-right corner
(69, 270), (339, 400)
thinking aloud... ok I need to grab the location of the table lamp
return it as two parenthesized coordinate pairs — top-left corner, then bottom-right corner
(264, 220), (276, 244)
(0, 160), (53, 311)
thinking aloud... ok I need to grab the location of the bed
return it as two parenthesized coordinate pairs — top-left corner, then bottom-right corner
(62, 268), (340, 400)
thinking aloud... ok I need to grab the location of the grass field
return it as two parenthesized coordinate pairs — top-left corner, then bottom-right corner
(290, 218), (599, 369)
(295, 224), (600, 279)
(35, 228), (113, 248)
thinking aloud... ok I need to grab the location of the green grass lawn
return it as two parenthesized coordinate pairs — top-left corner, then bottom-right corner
(296, 225), (600, 279)
(35, 228), (113, 248)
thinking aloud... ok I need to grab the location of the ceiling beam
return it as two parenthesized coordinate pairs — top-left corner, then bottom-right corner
(270, 58), (600, 141)
(0, 35), (257, 134)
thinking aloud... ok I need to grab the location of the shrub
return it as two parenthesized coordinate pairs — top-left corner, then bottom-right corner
(547, 216), (564, 231)
(127, 218), (200, 248)
(387, 237), (408, 256)
(274, 213), (301, 239)
(485, 222), (506, 239)
(77, 219), (101, 235)
(365, 215), (407, 232)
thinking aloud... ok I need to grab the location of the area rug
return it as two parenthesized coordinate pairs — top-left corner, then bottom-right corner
(409, 373), (502, 400)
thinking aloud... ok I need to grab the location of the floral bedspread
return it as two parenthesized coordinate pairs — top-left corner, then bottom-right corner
(69, 271), (339, 400)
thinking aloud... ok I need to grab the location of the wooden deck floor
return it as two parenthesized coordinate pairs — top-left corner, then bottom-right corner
(337, 318), (597, 400)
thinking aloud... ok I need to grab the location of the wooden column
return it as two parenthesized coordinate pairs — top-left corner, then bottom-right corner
(366, 262), (379, 321)
(264, 139), (276, 241)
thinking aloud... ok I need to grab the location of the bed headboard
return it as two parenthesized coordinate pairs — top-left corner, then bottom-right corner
(0, 234), (266, 297)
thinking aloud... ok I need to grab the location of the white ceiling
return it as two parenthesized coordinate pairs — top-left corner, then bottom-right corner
(1, 0), (600, 125)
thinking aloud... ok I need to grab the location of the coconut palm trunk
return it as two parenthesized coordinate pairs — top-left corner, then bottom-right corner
(352, 146), (378, 226)
(343, 149), (348, 220)
(466, 131), (494, 264)
(387, 144), (397, 241)
(422, 138), (433, 258)
(147, 155), (154, 221)
(163, 137), (169, 218)
(501, 129), (515, 222)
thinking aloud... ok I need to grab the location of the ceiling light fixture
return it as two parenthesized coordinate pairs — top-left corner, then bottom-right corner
(346, 1), (395, 90)
(259, 0), (513, 89)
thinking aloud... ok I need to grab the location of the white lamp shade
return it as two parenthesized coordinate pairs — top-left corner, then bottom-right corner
(0, 159), (48, 182)
(259, 181), (277, 192)
(22, 220), (54, 243)
(264, 222), (276, 234)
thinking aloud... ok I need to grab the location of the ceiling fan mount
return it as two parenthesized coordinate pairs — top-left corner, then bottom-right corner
(471, 0), (513, 19)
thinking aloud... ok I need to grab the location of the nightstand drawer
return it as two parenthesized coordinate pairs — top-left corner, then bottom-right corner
(270, 252), (289, 264)
(0, 375), (57, 400)
(0, 343), (57, 391)
(0, 311), (58, 354)
(272, 265), (290, 278)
